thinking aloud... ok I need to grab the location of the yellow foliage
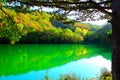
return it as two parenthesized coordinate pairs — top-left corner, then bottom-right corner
(3, 8), (17, 16)
(75, 27), (82, 33)
(10, 40), (15, 44)
(17, 23), (24, 31)
(82, 29), (88, 36)
(74, 22), (89, 29)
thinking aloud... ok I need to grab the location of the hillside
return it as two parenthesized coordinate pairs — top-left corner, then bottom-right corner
(0, 8), (111, 44)
(87, 23), (112, 44)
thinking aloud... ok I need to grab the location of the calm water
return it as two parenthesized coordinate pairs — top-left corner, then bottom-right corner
(0, 44), (111, 80)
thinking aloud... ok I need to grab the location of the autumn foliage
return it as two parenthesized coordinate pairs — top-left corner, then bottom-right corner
(0, 8), (111, 44)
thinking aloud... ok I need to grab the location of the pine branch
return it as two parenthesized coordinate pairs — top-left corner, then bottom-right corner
(89, 0), (112, 16)
(0, 7), (9, 17)
(97, 0), (112, 4)
(0, 7), (15, 24)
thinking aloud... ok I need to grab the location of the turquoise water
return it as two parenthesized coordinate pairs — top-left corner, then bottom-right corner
(0, 44), (111, 80)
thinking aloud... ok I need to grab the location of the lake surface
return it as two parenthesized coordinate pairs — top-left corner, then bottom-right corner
(0, 44), (111, 80)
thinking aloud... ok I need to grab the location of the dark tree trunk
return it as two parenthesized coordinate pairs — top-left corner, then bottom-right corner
(112, 0), (120, 80)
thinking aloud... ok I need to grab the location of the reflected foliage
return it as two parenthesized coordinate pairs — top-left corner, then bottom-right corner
(0, 44), (111, 76)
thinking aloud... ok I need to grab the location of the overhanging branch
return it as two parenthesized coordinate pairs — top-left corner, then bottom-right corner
(97, 0), (112, 4)
(89, 0), (112, 16)
(7, 0), (112, 19)
(0, 7), (15, 23)
(0, 7), (9, 16)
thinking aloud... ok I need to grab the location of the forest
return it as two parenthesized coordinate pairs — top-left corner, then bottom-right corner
(0, 7), (112, 44)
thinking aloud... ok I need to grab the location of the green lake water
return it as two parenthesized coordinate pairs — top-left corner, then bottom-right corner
(0, 44), (111, 80)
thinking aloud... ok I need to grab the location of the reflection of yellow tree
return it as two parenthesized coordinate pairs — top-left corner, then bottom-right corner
(0, 44), (90, 76)
(76, 47), (88, 57)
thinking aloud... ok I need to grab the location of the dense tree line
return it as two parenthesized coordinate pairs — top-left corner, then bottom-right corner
(86, 23), (112, 44)
(0, 8), (111, 44)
